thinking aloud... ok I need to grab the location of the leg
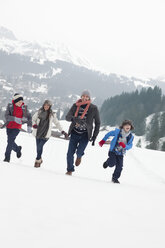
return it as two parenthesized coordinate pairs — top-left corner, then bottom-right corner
(67, 133), (79, 172)
(36, 138), (48, 160)
(112, 155), (123, 180)
(76, 132), (89, 158)
(5, 129), (20, 161)
(103, 151), (116, 168)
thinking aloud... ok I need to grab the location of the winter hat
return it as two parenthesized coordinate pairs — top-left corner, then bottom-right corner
(120, 120), (134, 130)
(43, 100), (52, 106)
(81, 90), (91, 99)
(13, 93), (23, 103)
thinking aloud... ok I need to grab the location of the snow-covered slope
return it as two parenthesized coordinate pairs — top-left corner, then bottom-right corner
(0, 124), (165, 248)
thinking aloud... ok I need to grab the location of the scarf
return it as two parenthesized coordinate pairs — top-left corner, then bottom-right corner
(74, 99), (91, 119)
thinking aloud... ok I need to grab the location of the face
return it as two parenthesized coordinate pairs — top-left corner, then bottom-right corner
(123, 124), (131, 132)
(15, 100), (23, 107)
(44, 103), (50, 111)
(81, 95), (90, 102)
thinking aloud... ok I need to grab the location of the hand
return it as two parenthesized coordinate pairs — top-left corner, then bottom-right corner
(119, 142), (126, 148)
(33, 124), (38, 129)
(61, 131), (68, 139)
(99, 140), (105, 147)
(14, 117), (22, 124)
(27, 126), (32, 133)
(90, 136), (96, 146)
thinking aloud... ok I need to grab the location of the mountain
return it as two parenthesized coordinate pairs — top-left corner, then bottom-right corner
(1, 26), (165, 120)
(0, 124), (165, 248)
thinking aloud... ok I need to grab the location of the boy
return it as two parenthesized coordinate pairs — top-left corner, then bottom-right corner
(99, 120), (134, 183)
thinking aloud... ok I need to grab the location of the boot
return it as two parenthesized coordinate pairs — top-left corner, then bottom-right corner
(75, 157), (81, 166)
(3, 158), (10, 163)
(103, 161), (108, 169)
(65, 171), (72, 176)
(17, 146), (22, 158)
(112, 178), (120, 184)
(34, 159), (42, 168)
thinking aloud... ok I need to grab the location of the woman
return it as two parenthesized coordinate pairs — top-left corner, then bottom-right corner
(32, 100), (67, 167)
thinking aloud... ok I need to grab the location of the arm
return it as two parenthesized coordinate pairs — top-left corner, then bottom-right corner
(26, 106), (32, 127)
(102, 130), (116, 141)
(92, 106), (101, 138)
(53, 113), (63, 132)
(66, 104), (76, 122)
(126, 135), (134, 150)
(4, 104), (15, 122)
(32, 112), (39, 125)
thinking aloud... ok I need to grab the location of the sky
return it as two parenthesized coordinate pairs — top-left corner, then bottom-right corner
(0, 0), (165, 79)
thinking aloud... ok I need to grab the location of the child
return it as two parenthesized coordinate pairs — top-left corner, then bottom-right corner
(4, 93), (32, 162)
(99, 120), (134, 183)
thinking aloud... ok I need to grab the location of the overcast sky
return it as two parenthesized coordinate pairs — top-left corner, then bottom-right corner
(0, 0), (165, 79)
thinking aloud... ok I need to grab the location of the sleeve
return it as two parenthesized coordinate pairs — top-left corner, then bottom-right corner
(32, 112), (39, 125)
(26, 106), (32, 127)
(5, 104), (15, 122)
(66, 104), (76, 122)
(126, 135), (134, 150)
(53, 113), (63, 132)
(92, 106), (101, 138)
(102, 130), (116, 141)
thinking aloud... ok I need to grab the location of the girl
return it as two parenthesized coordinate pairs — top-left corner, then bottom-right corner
(32, 100), (67, 167)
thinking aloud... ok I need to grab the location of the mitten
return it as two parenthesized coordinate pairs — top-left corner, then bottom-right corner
(99, 140), (105, 147)
(33, 124), (38, 129)
(61, 131), (68, 139)
(90, 136), (96, 146)
(119, 142), (126, 148)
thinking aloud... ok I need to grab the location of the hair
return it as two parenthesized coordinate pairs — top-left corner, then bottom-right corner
(120, 120), (134, 130)
(39, 100), (53, 120)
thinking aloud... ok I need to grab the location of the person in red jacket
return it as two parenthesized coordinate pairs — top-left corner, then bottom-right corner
(3, 93), (32, 162)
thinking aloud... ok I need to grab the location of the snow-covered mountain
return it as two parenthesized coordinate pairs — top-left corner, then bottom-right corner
(0, 122), (165, 248)
(0, 26), (90, 68)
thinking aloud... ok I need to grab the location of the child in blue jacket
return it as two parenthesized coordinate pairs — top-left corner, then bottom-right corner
(99, 120), (134, 184)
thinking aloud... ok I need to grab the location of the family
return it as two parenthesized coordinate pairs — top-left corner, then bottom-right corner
(1, 90), (134, 183)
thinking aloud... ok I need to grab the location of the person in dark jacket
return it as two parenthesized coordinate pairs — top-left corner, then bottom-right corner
(65, 90), (101, 175)
(3, 93), (32, 162)
(99, 120), (134, 183)
(32, 100), (68, 168)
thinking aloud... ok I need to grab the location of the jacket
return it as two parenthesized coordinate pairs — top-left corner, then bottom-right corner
(66, 103), (100, 140)
(5, 101), (32, 129)
(32, 110), (63, 138)
(103, 128), (134, 152)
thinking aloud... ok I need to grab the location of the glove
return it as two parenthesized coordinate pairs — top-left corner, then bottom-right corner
(99, 140), (105, 147)
(90, 136), (96, 146)
(14, 117), (22, 124)
(32, 124), (38, 129)
(27, 126), (32, 133)
(61, 131), (68, 139)
(119, 142), (126, 148)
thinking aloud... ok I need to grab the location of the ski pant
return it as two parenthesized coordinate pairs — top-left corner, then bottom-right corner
(5, 128), (20, 160)
(36, 138), (48, 160)
(67, 131), (88, 172)
(105, 151), (123, 180)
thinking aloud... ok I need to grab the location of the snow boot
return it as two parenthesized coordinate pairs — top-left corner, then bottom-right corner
(75, 157), (81, 166)
(3, 158), (10, 163)
(17, 146), (22, 158)
(112, 178), (120, 184)
(65, 171), (72, 176)
(34, 159), (42, 168)
(103, 161), (108, 169)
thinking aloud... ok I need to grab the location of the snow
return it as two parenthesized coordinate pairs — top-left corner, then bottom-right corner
(134, 80), (153, 88)
(0, 124), (165, 248)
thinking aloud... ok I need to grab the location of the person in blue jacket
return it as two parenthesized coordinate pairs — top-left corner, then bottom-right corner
(99, 120), (134, 184)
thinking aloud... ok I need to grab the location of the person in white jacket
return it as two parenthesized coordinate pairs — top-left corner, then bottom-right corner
(32, 100), (68, 167)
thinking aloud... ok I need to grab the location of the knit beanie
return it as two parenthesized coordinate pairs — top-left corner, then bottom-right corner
(81, 90), (91, 99)
(43, 100), (52, 106)
(13, 93), (23, 103)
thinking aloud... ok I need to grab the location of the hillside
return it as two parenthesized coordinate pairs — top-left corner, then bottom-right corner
(0, 123), (165, 248)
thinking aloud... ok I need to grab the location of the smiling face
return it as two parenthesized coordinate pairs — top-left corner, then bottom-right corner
(44, 103), (50, 111)
(81, 94), (90, 102)
(123, 124), (131, 132)
(15, 100), (23, 107)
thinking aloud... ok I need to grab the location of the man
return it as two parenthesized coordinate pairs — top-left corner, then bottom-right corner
(3, 93), (32, 162)
(65, 90), (100, 175)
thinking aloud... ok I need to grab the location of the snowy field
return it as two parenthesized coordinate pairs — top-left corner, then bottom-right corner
(0, 123), (165, 248)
